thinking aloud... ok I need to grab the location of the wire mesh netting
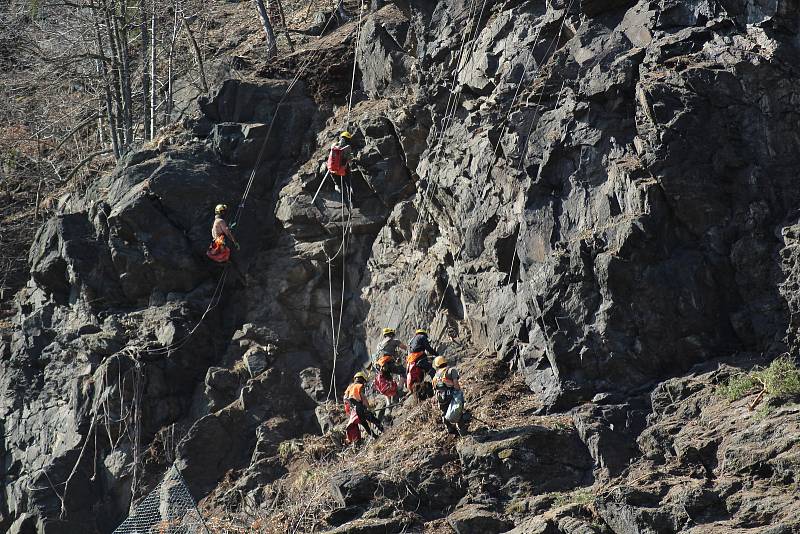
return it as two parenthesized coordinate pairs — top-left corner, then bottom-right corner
(112, 465), (209, 534)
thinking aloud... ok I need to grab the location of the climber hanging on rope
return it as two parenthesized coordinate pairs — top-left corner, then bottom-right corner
(328, 131), (353, 176)
(344, 371), (384, 443)
(206, 204), (239, 263)
(406, 328), (439, 398)
(313, 131), (356, 203)
(432, 356), (466, 436)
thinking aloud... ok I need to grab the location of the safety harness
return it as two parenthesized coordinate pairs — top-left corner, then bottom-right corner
(433, 367), (455, 390)
(206, 235), (230, 263)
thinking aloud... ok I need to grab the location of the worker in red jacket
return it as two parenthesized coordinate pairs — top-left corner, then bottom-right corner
(327, 131), (354, 177)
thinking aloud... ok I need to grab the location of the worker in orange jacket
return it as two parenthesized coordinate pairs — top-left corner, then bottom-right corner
(344, 372), (383, 441)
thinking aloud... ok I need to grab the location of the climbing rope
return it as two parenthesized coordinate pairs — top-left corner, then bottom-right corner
(425, 21), (560, 340)
(354, 0), (486, 340)
(481, 79), (571, 358)
(395, 14), (548, 337)
(420, 0), (569, 260)
(326, 0), (365, 400)
(482, 4), (580, 357)
(383, 0), (489, 332)
(428, 0), (486, 144)
(345, 0), (365, 126)
(136, 8), (348, 358)
(324, 183), (355, 402)
(404, 0), (489, 254)
(383, 0), (569, 344)
(441, 14), (576, 376)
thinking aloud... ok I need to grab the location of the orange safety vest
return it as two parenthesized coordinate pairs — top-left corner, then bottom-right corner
(406, 351), (425, 365)
(376, 354), (393, 368)
(433, 367), (455, 389)
(344, 382), (364, 403)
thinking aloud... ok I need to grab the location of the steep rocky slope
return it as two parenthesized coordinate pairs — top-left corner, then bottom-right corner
(2, 0), (800, 533)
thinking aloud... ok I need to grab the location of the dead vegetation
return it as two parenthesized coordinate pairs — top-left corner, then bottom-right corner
(197, 344), (557, 532)
(0, 0), (357, 325)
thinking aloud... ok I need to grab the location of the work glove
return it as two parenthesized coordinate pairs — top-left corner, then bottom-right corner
(235, 242), (241, 250)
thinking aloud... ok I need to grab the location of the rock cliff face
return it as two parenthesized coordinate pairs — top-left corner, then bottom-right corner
(2, 0), (800, 532)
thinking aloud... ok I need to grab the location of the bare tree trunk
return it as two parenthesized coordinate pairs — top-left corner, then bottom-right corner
(102, 0), (126, 153)
(274, 0), (294, 52)
(97, 105), (105, 148)
(183, 16), (208, 94)
(150, 0), (157, 138)
(93, 3), (121, 159)
(166, 0), (181, 120)
(140, 0), (151, 140)
(253, 0), (278, 59)
(115, 0), (134, 147)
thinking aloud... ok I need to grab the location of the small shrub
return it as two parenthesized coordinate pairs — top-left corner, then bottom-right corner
(718, 373), (758, 401)
(752, 355), (800, 398)
(504, 499), (528, 515)
(277, 440), (302, 463)
(719, 355), (800, 404)
(754, 403), (774, 421)
(553, 489), (594, 507)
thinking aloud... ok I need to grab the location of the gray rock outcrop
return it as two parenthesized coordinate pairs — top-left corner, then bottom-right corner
(2, 0), (800, 532)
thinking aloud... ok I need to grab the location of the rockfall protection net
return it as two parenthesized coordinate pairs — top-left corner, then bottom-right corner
(112, 465), (210, 534)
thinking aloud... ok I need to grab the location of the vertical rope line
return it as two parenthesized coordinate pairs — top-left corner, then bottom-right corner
(327, 3), (366, 398)
(345, 0), (365, 126)
(384, 0), (487, 329)
(326, 256), (338, 400)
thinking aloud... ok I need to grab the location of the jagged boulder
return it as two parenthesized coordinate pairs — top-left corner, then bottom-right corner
(572, 400), (648, 477)
(447, 503), (513, 534)
(595, 360), (800, 531)
(329, 472), (382, 508)
(243, 345), (271, 376)
(203, 366), (241, 412)
(457, 425), (594, 498)
(321, 515), (417, 534)
(357, 4), (414, 99)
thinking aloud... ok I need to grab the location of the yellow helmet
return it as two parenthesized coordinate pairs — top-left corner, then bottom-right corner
(382, 327), (395, 336)
(353, 371), (367, 382)
(415, 329), (428, 335)
(214, 204), (228, 215)
(340, 131), (353, 140)
(433, 356), (447, 368)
